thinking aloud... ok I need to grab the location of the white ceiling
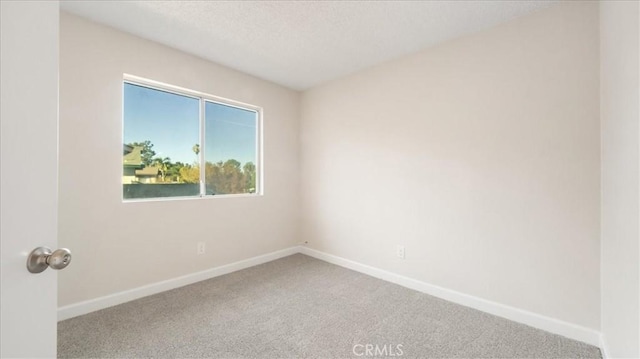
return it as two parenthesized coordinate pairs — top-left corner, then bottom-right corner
(60, 1), (557, 90)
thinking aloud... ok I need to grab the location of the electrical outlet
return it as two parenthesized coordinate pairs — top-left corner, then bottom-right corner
(396, 245), (405, 259)
(197, 242), (206, 255)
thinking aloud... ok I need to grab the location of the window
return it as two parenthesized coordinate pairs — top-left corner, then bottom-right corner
(123, 76), (261, 200)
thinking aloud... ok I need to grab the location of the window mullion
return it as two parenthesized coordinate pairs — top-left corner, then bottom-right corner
(199, 98), (206, 196)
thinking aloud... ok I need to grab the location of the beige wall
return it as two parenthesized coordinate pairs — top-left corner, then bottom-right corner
(58, 13), (300, 306)
(600, 1), (640, 357)
(300, 1), (600, 330)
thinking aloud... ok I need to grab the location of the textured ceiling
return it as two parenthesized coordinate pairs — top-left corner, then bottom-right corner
(60, 1), (557, 90)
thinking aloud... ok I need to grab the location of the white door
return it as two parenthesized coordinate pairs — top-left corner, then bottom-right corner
(1, 1), (61, 357)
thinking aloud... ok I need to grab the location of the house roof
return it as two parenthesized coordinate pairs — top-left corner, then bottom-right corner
(123, 144), (134, 155)
(123, 146), (143, 167)
(135, 166), (159, 176)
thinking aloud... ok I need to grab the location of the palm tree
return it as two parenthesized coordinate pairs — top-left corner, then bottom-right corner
(192, 144), (200, 162)
(152, 157), (171, 182)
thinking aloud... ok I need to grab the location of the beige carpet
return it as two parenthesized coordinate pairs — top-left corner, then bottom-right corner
(58, 254), (601, 358)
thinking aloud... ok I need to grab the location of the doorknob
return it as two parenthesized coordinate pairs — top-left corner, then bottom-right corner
(26, 247), (72, 273)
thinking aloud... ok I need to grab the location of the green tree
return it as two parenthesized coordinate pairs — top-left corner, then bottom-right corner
(204, 159), (256, 195)
(222, 159), (243, 193)
(205, 162), (222, 194)
(166, 161), (184, 182)
(152, 157), (172, 182)
(180, 165), (200, 184)
(129, 140), (156, 166)
(223, 159), (241, 170)
(243, 162), (256, 193)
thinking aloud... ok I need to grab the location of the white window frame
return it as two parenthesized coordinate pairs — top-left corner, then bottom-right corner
(122, 74), (263, 202)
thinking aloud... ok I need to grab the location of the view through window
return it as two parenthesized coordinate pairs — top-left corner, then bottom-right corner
(123, 79), (260, 200)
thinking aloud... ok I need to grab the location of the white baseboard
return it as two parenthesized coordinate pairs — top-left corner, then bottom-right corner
(298, 246), (601, 347)
(57, 246), (299, 321)
(58, 244), (602, 350)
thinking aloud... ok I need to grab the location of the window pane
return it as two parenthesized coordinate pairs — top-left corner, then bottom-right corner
(204, 102), (258, 195)
(123, 83), (200, 199)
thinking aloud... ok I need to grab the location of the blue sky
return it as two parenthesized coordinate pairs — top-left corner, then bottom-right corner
(205, 102), (257, 166)
(123, 83), (257, 165)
